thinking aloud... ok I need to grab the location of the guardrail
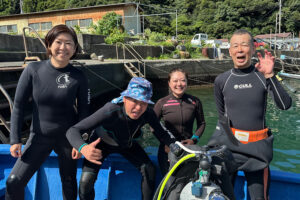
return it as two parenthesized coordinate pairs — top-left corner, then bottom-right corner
(115, 43), (146, 78)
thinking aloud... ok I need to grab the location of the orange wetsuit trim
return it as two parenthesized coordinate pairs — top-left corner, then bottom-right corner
(231, 128), (268, 144)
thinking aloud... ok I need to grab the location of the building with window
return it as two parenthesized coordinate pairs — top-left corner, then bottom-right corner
(0, 3), (141, 35)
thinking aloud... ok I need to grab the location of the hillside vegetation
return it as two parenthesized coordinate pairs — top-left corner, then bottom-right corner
(0, 0), (299, 38)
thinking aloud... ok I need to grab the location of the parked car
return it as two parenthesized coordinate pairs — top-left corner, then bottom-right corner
(191, 33), (208, 47)
(259, 40), (281, 50)
(254, 38), (266, 48)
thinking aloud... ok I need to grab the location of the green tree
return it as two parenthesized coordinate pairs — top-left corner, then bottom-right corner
(1, 0), (299, 38)
(0, 0), (20, 16)
(90, 12), (123, 36)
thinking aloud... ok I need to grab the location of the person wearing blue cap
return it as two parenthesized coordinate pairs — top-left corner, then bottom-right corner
(66, 77), (176, 200)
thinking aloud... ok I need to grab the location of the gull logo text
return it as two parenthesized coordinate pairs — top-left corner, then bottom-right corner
(234, 83), (252, 89)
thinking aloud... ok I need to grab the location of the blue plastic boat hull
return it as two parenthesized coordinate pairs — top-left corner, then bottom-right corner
(1, 144), (300, 200)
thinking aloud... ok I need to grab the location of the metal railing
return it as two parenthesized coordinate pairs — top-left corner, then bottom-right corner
(115, 42), (146, 78)
(22, 26), (47, 65)
(0, 83), (14, 142)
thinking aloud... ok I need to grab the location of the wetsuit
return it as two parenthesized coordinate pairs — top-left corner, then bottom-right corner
(6, 60), (90, 200)
(153, 93), (205, 175)
(66, 102), (176, 200)
(209, 65), (292, 200)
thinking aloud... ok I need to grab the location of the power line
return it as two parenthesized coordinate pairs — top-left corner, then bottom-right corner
(121, 12), (176, 18)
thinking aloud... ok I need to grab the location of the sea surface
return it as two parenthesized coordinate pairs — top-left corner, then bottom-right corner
(141, 79), (300, 174)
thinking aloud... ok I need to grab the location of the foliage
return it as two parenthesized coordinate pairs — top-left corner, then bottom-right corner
(144, 28), (165, 42)
(73, 25), (83, 34)
(0, 0), (299, 39)
(104, 28), (127, 44)
(143, 28), (174, 46)
(0, 0), (20, 15)
(90, 12), (123, 36)
(184, 42), (206, 59)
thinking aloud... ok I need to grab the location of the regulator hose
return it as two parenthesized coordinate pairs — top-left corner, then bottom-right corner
(156, 153), (196, 200)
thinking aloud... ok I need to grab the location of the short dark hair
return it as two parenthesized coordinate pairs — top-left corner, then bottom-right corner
(45, 24), (79, 59)
(230, 29), (254, 47)
(168, 68), (188, 82)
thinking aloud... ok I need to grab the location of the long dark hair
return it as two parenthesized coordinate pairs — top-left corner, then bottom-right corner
(45, 24), (79, 59)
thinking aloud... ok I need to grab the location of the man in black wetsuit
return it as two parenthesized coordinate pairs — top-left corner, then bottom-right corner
(66, 77), (176, 200)
(208, 29), (292, 200)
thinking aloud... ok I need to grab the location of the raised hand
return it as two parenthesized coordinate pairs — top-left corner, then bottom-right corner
(72, 148), (82, 159)
(255, 49), (275, 78)
(10, 143), (22, 158)
(80, 138), (102, 165)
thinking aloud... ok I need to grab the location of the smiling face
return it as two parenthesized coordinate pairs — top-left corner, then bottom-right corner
(168, 71), (187, 98)
(123, 96), (148, 120)
(48, 33), (76, 68)
(229, 33), (256, 69)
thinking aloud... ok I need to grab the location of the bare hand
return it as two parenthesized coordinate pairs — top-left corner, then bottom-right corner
(10, 143), (22, 158)
(72, 148), (82, 159)
(255, 49), (275, 78)
(164, 145), (170, 153)
(80, 138), (102, 165)
(181, 139), (194, 145)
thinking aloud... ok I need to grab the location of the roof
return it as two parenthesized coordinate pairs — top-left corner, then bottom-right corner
(217, 39), (229, 42)
(255, 32), (292, 39)
(0, 2), (141, 19)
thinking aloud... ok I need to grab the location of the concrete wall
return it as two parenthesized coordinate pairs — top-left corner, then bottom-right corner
(77, 34), (106, 53)
(89, 44), (175, 59)
(0, 33), (46, 52)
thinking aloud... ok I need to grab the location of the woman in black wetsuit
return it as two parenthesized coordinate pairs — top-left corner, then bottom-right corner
(6, 24), (90, 200)
(153, 68), (206, 176)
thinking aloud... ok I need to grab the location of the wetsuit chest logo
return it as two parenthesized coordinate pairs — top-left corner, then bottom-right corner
(56, 73), (71, 88)
(234, 83), (252, 89)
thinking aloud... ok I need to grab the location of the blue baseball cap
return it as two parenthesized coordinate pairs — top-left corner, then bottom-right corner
(111, 77), (154, 104)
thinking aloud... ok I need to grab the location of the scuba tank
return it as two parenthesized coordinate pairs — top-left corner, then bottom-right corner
(153, 142), (237, 200)
(179, 153), (228, 200)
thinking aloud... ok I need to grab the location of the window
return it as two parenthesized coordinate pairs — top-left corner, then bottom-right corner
(29, 22), (52, 31)
(0, 24), (17, 33)
(41, 22), (52, 30)
(0, 26), (6, 33)
(79, 18), (92, 27)
(66, 18), (92, 28)
(29, 23), (40, 31)
(7, 25), (17, 33)
(66, 20), (78, 28)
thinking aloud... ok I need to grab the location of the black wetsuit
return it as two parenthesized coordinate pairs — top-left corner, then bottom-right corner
(153, 93), (205, 175)
(66, 102), (175, 200)
(209, 65), (292, 200)
(6, 60), (90, 200)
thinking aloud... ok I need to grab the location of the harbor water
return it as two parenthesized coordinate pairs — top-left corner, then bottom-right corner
(141, 79), (300, 174)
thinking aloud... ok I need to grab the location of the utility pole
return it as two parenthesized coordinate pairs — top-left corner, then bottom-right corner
(279, 0), (282, 34)
(20, 0), (23, 14)
(175, 9), (177, 39)
(275, 13), (278, 50)
(136, 2), (139, 35)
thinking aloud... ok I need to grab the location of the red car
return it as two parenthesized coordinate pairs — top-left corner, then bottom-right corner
(254, 38), (266, 48)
